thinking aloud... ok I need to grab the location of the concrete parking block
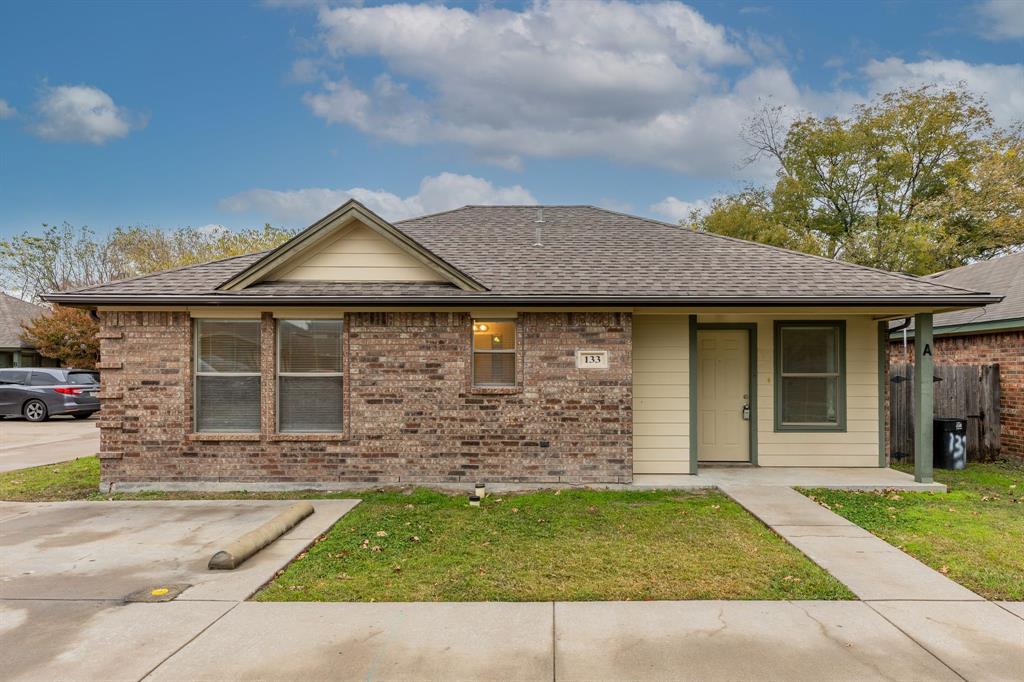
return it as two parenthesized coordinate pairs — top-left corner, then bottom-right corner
(721, 486), (856, 526)
(869, 601), (1024, 681)
(0, 599), (234, 682)
(555, 601), (959, 681)
(146, 601), (553, 681)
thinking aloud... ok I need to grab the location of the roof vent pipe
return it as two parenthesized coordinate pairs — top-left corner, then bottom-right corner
(533, 207), (544, 246)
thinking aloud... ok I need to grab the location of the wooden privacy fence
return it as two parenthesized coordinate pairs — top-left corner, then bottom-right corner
(890, 363), (1001, 463)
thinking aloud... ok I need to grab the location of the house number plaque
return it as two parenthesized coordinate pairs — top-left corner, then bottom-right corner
(575, 350), (609, 369)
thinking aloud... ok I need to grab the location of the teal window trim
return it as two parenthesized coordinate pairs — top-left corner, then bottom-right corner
(695, 322), (758, 466)
(773, 320), (847, 433)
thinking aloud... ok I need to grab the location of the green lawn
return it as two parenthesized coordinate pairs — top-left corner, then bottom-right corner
(0, 456), (102, 501)
(257, 488), (851, 602)
(1, 457), (851, 601)
(803, 461), (1024, 600)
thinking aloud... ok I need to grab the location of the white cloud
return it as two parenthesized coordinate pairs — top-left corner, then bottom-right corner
(300, 1), (782, 175)
(863, 58), (1024, 126)
(219, 172), (537, 226)
(286, 1), (1023, 175)
(32, 84), (144, 144)
(0, 99), (15, 119)
(977, 0), (1024, 40)
(650, 196), (716, 223)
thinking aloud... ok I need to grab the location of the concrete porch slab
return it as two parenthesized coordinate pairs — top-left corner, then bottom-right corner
(554, 601), (960, 681)
(868, 601), (1024, 681)
(697, 466), (946, 491)
(145, 602), (554, 681)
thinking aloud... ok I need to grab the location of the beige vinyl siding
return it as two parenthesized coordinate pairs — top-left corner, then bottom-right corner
(272, 223), (444, 282)
(698, 313), (880, 467)
(632, 315), (690, 474)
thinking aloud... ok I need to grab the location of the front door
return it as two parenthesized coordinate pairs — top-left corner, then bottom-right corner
(697, 330), (750, 462)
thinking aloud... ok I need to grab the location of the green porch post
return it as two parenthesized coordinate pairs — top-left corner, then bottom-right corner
(12, 350), (22, 367)
(913, 312), (934, 483)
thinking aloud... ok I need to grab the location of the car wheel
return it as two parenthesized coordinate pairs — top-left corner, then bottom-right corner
(72, 412), (96, 420)
(23, 399), (49, 422)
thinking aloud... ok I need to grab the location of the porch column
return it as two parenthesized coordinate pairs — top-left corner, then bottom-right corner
(12, 350), (21, 367)
(913, 312), (934, 483)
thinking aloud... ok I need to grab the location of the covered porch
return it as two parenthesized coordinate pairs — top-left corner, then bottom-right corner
(633, 310), (941, 484)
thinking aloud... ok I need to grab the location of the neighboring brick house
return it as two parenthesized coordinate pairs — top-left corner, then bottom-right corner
(0, 293), (61, 369)
(889, 252), (1024, 458)
(45, 201), (1000, 490)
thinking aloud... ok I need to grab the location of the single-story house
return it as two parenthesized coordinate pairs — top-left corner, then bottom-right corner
(44, 201), (1001, 490)
(0, 293), (60, 369)
(890, 252), (1023, 457)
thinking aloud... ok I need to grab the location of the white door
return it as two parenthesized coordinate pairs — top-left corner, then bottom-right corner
(697, 330), (750, 462)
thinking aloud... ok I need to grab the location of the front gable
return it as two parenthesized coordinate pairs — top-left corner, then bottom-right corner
(218, 200), (485, 292)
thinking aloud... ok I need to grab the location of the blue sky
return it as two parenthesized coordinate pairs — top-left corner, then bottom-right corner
(1, 0), (1022, 238)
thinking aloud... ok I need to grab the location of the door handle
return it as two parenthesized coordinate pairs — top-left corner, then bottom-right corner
(742, 404), (750, 421)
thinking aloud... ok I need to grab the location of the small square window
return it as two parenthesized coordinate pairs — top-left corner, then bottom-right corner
(472, 319), (516, 387)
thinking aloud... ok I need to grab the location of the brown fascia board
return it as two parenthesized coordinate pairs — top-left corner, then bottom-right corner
(42, 293), (1004, 308)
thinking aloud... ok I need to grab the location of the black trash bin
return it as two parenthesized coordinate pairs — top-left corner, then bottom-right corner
(933, 418), (967, 470)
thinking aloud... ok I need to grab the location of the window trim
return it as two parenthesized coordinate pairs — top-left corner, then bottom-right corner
(192, 318), (262, 434)
(275, 318), (345, 434)
(471, 318), (518, 389)
(773, 320), (847, 433)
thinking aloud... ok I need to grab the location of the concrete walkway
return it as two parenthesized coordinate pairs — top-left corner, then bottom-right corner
(721, 484), (1023, 681)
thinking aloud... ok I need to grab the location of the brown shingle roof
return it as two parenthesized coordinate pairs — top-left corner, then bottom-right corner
(0, 293), (47, 348)
(45, 205), (998, 307)
(900, 252), (1023, 332)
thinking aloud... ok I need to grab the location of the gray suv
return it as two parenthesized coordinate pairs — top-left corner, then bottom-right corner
(0, 368), (100, 421)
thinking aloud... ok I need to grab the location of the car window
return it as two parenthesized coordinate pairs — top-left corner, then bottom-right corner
(67, 371), (100, 385)
(0, 370), (29, 385)
(28, 372), (59, 386)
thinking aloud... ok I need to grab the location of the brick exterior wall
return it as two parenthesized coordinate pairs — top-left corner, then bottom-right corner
(96, 310), (633, 487)
(888, 330), (1024, 458)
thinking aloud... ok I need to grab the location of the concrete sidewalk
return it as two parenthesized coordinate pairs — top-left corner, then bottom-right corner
(37, 600), (1015, 682)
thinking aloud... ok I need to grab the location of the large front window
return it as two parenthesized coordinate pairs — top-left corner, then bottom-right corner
(278, 319), (344, 432)
(472, 319), (516, 387)
(194, 319), (261, 433)
(774, 321), (846, 431)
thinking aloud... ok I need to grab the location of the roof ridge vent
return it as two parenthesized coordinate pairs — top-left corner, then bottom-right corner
(533, 207), (544, 246)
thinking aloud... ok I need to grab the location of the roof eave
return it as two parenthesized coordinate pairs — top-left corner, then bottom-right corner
(41, 293), (1005, 308)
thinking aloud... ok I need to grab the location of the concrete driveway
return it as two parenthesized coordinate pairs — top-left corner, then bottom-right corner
(0, 500), (358, 681)
(0, 415), (100, 472)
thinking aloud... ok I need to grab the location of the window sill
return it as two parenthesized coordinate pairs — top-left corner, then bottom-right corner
(268, 433), (349, 442)
(187, 433), (261, 442)
(470, 386), (522, 395)
(774, 425), (847, 434)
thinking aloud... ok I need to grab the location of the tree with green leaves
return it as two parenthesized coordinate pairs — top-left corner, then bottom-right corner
(691, 85), (1023, 274)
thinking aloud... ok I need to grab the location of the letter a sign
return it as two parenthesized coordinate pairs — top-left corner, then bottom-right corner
(923, 343), (932, 357)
